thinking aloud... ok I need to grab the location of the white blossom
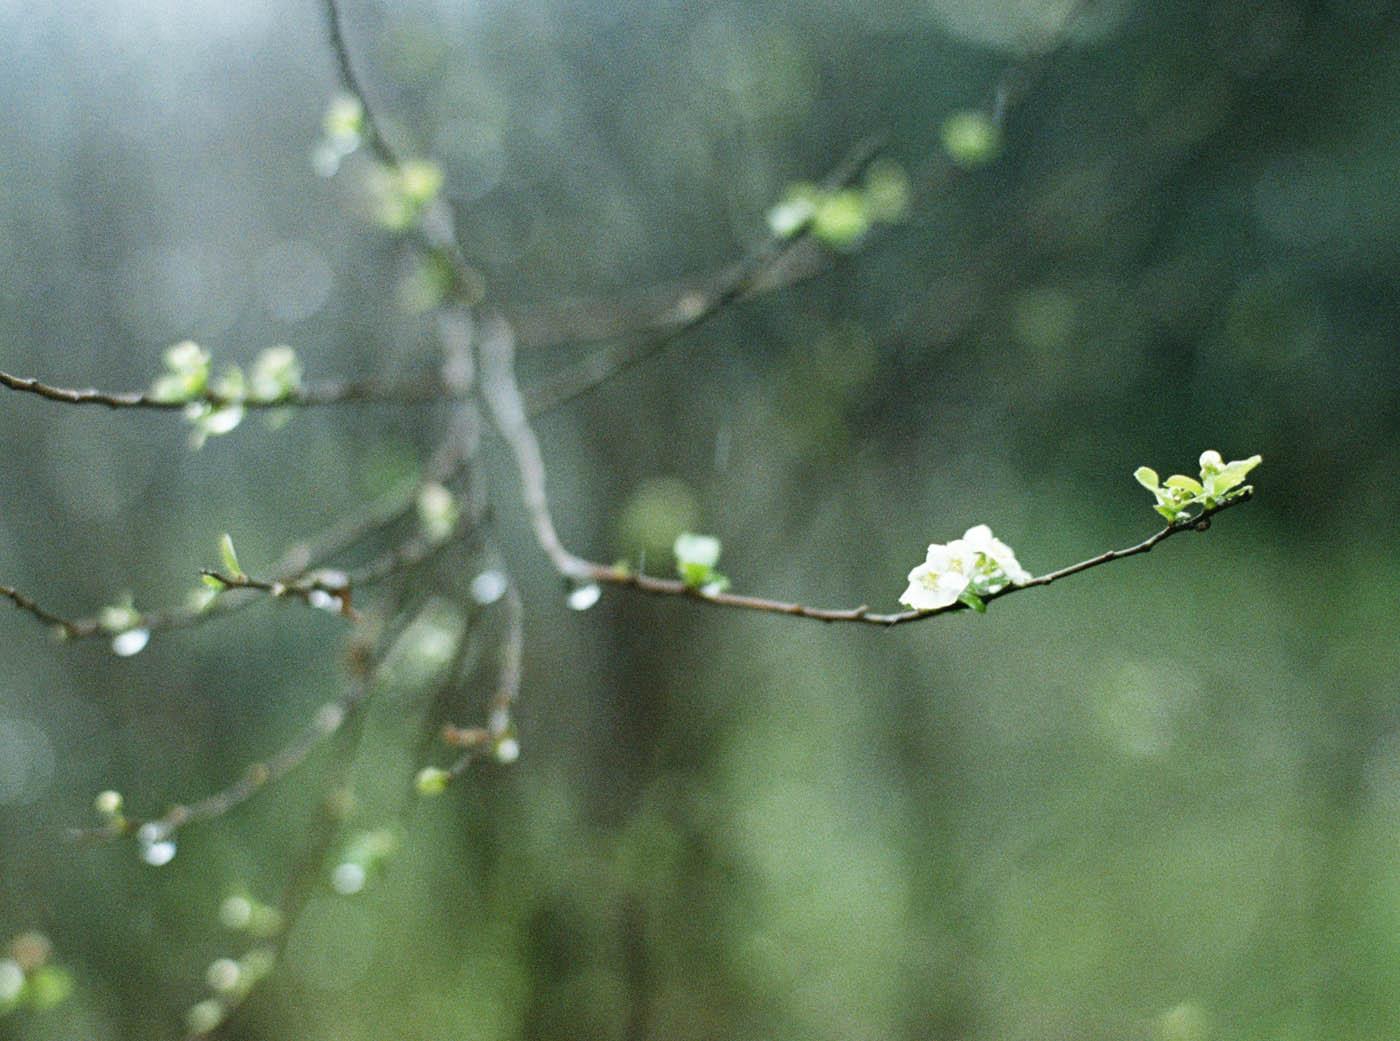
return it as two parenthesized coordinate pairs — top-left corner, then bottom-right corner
(899, 525), (1030, 611)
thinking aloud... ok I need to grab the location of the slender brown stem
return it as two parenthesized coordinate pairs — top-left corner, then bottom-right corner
(572, 493), (1254, 626)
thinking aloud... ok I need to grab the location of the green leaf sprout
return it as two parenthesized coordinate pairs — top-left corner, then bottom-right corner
(150, 341), (211, 403)
(414, 766), (451, 796)
(674, 532), (730, 593)
(941, 110), (1002, 167)
(416, 482), (458, 544)
(313, 93), (365, 177)
(1135, 450), (1261, 522)
(248, 346), (302, 402)
(368, 159), (445, 230)
(218, 532), (245, 580)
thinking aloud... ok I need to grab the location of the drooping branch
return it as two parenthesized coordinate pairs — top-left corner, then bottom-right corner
(440, 580), (523, 777)
(573, 491), (1254, 626)
(0, 431), (483, 641)
(479, 313), (594, 580)
(72, 674), (370, 847)
(0, 583), (87, 637)
(480, 291), (1256, 626)
(1, 578), (255, 641)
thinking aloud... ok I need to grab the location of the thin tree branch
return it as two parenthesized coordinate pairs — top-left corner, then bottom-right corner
(320, 0), (485, 304)
(575, 492), (1254, 625)
(479, 313), (593, 579)
(319, 0), (398, 168)
(71, 677), (369, 846)
(0, 583), (86, 637)
(0, 369), (454, 410)
(439, 579), (523, 776)
(1, 579), (258, 641)
(0, 410), (485, 643)
(520, 136), (886, 419)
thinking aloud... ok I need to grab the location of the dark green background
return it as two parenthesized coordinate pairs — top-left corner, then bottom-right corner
(2, 1), (1397, 1038)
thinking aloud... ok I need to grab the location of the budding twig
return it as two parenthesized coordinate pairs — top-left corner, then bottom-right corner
(520, 135), (886, 419)
(0, 369), (456, 411)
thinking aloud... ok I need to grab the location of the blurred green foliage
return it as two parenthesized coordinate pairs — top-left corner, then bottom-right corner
(2, 1), (1398, 1039)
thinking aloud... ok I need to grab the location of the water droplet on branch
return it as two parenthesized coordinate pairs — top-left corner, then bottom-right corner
(565, 582), (601, 611)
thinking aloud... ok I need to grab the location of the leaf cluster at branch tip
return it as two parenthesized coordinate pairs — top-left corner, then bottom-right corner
(1135, 450), (1261, 523)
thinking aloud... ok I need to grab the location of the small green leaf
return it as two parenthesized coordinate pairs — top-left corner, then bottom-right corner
(99, 599), (141, 633)
(414, 767), (450, 796)
(150, 341), (211, 403)
(212, 364), (246, 401)
(25, 965), (74, 1010)
(675, 532), (728, 591)
(941, 110), (1002, 167)
(249, 346), (302, 402)
(960, 590), (987, 613)
(812, 189), (871, 249)
(416, 482), (458, 544)
(677, 565), (722, 590)
(322, 93), (364, 141)
(94, 789), (124, 817)
(186, 999), (225, 1034)
(1133, 466), (1160, 490)
(863, 160), (911, 222)
(399, 159), (443, 205)
(370, 160), (445, 229)
(1164, 474), (1203, 495)
(218, 533), (244, 578)
(1201, 453), (1262, 501)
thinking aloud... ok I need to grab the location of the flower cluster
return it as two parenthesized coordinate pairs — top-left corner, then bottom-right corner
(899, 524), (1031, 613)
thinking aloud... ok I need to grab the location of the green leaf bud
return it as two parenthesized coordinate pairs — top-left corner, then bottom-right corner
(414, 766), (451, 796)
(218, 532), (244, 579)
(812, 189), (871, 249)
(249, 346), (302, 401)
(941, 110), (1001, 167)
(25, 965), (74, 1010)
(186, 998), (225, 1035)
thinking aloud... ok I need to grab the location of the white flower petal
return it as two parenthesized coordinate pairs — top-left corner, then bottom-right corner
(900, 560), (970, 611)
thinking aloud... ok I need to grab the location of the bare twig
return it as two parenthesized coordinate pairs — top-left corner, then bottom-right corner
(71, 677), (370, 846)
(439, 580), (524, 777)
(479, 314), (593, 579)
(319, 0), (484, 304)
(1, 579), (260, 641)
